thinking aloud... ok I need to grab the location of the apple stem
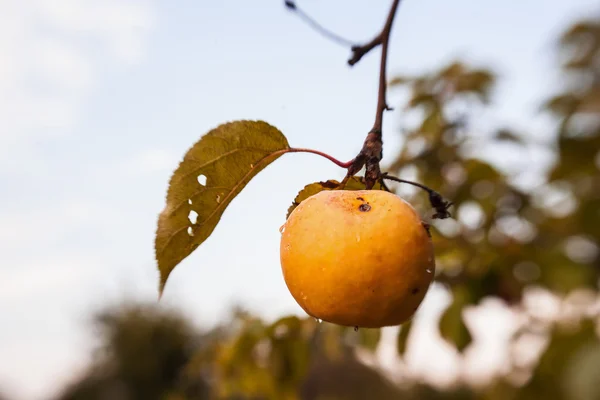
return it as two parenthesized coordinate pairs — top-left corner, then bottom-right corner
(288, 148), (354, 169)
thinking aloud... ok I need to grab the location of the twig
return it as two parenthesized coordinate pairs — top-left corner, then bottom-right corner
(283, 1), (454, 222)
(369, 0), (401, 134)
(284, 1), (356, 48)
(381, 173), (453, 219)
(345, 0), (402, 189)
(348, 38), (381, 66)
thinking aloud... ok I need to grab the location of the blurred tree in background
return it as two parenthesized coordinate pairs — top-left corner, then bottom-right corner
(48, 14), (599, 400)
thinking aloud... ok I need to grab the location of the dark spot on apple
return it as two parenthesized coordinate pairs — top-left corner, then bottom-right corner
(411, 288), (419, 295)
(359, 204), (371, 212)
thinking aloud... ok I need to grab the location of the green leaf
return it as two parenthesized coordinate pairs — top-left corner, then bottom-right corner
(388, 75), (412, 87)
(439, 285), (473, 352)
(396, 319), (413, 356)
(455, 70), (495, 100)
(356, 328), (381, 352)
(544, 93), (579, 117)
(439, 62), (466, 80)
(286, 176), (385, 219)
(550, 135), (600, 180)
(520, 318), (598, 399)
(408, 93), (438, 109)
(420, 108), (444, 137)
(155, 120), (289, 296)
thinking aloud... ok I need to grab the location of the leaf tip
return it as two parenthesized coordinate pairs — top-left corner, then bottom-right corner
(158, 272), (168, 300)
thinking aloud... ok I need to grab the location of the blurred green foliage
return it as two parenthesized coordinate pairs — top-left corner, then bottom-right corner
(39, 15), (600, 400)
(385, 16), (600, 356)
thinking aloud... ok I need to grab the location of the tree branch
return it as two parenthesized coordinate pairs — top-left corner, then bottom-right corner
(371, 0), (401, 133)
(283, 2), (455, 220)
(284, 1), (356, 48)
(346, 0), (402, 189)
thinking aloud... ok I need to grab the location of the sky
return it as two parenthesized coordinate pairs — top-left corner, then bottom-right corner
(0, 0), (599, 399)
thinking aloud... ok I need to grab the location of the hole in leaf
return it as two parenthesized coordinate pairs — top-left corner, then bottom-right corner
(188, 199), (193, 205)
(187, 226), (194, 236)
(198, 174), (207, 186)
(188, 210), (198, 224)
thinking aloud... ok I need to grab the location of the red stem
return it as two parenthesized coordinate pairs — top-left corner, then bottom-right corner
(287, 147), (354, 168)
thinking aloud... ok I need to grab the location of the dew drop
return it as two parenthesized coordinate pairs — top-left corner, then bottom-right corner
(354, 326), (359, 332)
(216, 194), (221, 203)
(279, 224), (286, 234)
(426, 268), (433, 274)
(250, 163), (254, 168)
(188, 199), (193, 205)
(197, 174), (207, 186)
(315, 318), (322, 324)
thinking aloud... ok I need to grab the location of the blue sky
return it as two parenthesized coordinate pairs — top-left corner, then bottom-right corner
(1, 0), (598, 399)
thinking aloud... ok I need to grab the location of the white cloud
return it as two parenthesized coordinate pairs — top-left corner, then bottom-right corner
(0, 253), (105, 400)
(0, 255), (104, 302)
(34, 37), (93, 92)
(122, 148), (180, 176)
(0, 199), (123, 251)
(0, 0), (156, 161)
